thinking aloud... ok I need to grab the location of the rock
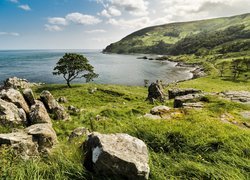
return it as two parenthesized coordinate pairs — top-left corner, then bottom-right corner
(1, 88), (30, 113)
(84, 132), (150, 180)
(54, 106), (70, 120)
(0, 99), (27, 126)
(0, 131), (39, 158)
(146, 82), (164, 103)
(191, 67), (206, 79)
(29, 101), (51, 124)
(4, 77), (31, 89)
(57, 97), (68, 103)
(23, 88), (36, 106)
(182, 102), (204, 109)
(40, 90), (69, 120)
(88, 87), (97, 94)
(240, 111), (250, 119)
(168, 88), (201, 99)
(68, 127), (89, 142)
(150, 105), (171, 115)
(26, 123), (58, 153)
(143, 113), (162, 120)
(221, 91), (250, 103)
(174, 94), (206, 108)
(68, 105), (80, 113)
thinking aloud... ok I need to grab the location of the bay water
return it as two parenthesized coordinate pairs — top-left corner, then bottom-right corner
(0, 49), (193, 86)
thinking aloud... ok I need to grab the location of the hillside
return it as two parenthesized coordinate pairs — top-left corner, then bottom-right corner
(103, 13), (250, 55)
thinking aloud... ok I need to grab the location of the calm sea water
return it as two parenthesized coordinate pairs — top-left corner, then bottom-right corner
(0, 49), (193, 86)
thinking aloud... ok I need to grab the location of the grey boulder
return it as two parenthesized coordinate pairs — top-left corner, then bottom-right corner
(84, 132), (150, 180)
(29, 100), (51, 124)
(23, 88), (36, 106)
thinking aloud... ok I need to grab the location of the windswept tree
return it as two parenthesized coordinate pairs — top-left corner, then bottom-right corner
(53, 53), (98, 87)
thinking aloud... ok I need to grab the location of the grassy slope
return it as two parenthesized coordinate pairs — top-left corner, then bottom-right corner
(103, 13), (250, 54)
(1, 78), (250, 179)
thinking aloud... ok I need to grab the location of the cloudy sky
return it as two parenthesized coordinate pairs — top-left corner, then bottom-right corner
(0, 0), (249, 50)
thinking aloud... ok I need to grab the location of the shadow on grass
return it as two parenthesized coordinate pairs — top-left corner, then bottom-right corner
(220, 76), (249, 83)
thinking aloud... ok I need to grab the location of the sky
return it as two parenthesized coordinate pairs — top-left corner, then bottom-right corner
(0, 0), (249, 50)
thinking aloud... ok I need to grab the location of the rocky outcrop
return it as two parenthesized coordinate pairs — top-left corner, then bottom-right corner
(23, 88), (36, 106)
(150, 105), (171, 115)
(146, 82), (164, 103)
(168, 88), (201, 99)
(221, 91), (250, 103)
(0, 131), (39, 158)
(26, 123), (58, 153)
(174, 94), (206, 108)
(84, 132), (150, 180)
(29, 101), (51, 124)
(3, 77), (42, 89)
(68, 127), (89, 142)
(40, 90), (69, 120)
(0, 99), (27, 126)
(1, 88), (30, 113)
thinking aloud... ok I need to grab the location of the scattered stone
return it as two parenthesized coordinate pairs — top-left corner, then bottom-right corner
(84, 132), (150, 180)
(143, 113), (162, 120)
(174, 94), (206, 108)
(26, 123), (58, 153)
(29, 101), (51, 124)
(137, 56), (148, 60)
(0, 99), (27, 126)
(23, 88), (36, 106)
(182, 102), (204, 109)
(240, 111), (250, 119)
(146, 82), (164, 103)
(0, 131), (39, 158)
(68, 105), (80, 113)
(40, 90), (69, 120)
(68, 127), (89, 142)
(221, 91), (250, 103)
(150, 105), (171, 115)
(57, 97), (68, 103)
(88, 87), (97, 94)
(168, 88), (201, 99)
(1, 88), (30, 113)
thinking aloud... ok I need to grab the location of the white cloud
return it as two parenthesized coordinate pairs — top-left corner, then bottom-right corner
(85, 29), (106, 33)
(66, 12), (102, 25)
(99, 6), (121, 17)
(107, 17), (150, 29)
(48, 17), (68, 26)
(9, 0), (19, 3)
(91, 37), (109, 42)
(0, 32), (20, 36)
(18, 4), (31, 11)
(44, 24), (63, 32)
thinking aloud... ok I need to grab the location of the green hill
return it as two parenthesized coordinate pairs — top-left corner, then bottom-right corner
(103, 13), (250, 55)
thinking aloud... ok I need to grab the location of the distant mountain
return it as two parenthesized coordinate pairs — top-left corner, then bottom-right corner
(103, 13), (250, 55)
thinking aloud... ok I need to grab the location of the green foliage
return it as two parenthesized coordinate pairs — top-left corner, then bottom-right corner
(53, 53), (98, 87)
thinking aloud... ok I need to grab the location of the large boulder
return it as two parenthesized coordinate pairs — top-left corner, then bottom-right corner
(84, 132), (150, 180)
(168, 88), (201, 99)
(40, 90), (69, 120)
(0, 131), (39, 158)
(1, 88), (29, 113)
(0, 99), (27, 126)
(23, 88), (36, 106)
(26, 123), (58, 153)
(4, 77), (31, 89)
(174, 94), (206, 108)
(146, 82), (164, 103)
(29, 101), (51, 124)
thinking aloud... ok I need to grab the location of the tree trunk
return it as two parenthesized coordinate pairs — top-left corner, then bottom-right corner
(67, 81), (71, 88)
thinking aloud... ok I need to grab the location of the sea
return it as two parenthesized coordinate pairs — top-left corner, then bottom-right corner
(0, 49), (193, 86)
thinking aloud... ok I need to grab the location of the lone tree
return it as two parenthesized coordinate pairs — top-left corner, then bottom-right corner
(53, 53), (98, 87)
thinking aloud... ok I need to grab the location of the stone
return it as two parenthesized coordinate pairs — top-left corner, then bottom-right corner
(150, 105), (171, 115)
(182, 102), (204, 109)
(57, 97), (68, 103)
(23, 88), (36, 106)
(29, 100), (51, 124)
(221, 91), (250, 103)
(4, 77), (31, 89)
(0, 99), (27, 126)
(68, 127), (89, 142)
(240, 111), (250, 119)
(146, 82), (164, 103)
(1, 88), (30, 113)
(143, 113), (162, 120)
(174, 94), (206, 108)
(26, 123), (58, 153)
(68, 105), (80, 113)
(168, 88), (201, 99)
(40, 90), (69, 120)
(84, 132), (150, 180)
(0, 131), (38, 158)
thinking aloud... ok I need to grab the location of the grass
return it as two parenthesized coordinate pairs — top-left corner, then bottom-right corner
(1, 76), (250, 179)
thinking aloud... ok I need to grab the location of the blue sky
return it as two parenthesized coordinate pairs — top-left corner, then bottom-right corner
(0, 0), (249, 50)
